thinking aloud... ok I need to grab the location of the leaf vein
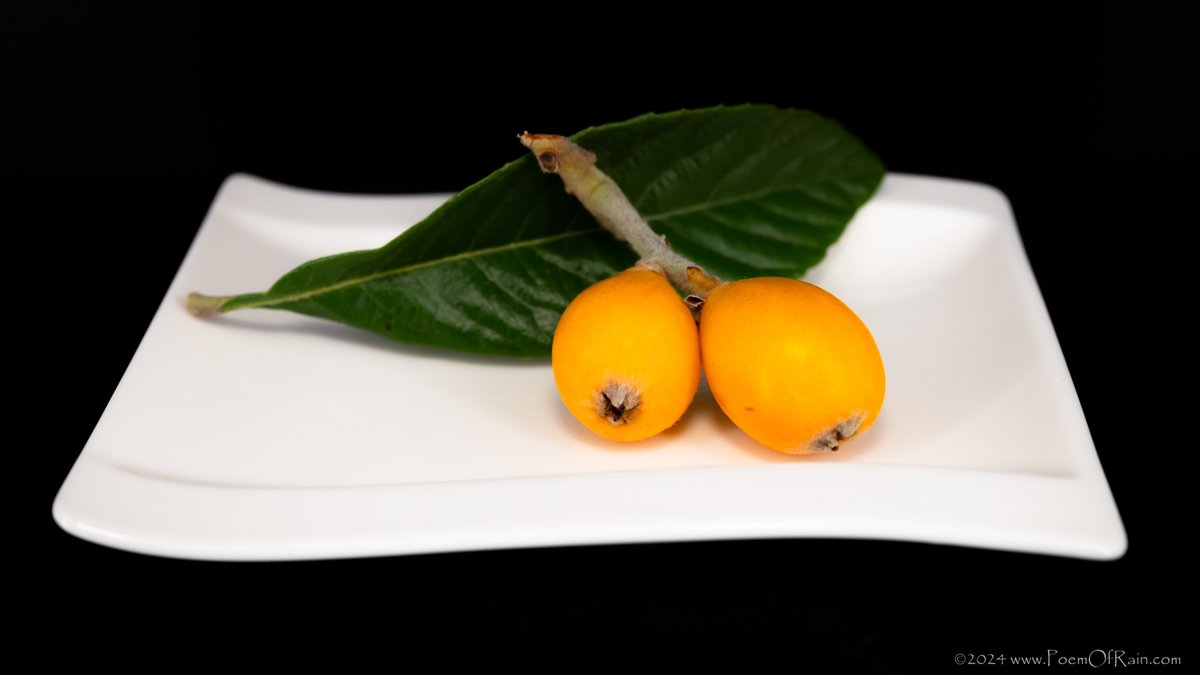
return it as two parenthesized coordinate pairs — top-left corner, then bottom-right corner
(231, 229), (599, 310)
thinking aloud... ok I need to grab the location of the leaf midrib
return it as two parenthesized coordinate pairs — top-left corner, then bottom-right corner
(230, 229), (599, 310)
(234, 181), (854, 311)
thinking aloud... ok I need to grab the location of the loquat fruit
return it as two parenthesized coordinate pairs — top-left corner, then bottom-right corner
(552, 268), (701, 442)
(699, 277), (885, 454)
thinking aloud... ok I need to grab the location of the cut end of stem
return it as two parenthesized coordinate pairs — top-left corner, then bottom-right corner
(518, 131), (596, 176)
(186, 292), (232, 318)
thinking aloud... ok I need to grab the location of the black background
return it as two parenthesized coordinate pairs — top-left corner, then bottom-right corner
(13, 2), (1194, 665)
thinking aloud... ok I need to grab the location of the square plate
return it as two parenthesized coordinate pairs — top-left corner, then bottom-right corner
(53, 173), (1127, 560)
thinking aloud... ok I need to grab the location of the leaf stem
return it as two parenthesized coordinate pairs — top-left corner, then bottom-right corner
(186, 292), (232, 317)
(519, 132), (721, 298)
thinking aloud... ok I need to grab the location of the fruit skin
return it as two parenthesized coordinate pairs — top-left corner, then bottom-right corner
(700, 277), (885, 454)
(552, 269), (701, 442)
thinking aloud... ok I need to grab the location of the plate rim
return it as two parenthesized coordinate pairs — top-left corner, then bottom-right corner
(52, 172), (1128, 561)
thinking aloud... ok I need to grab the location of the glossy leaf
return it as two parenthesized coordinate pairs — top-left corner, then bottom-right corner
(217, 106), (884, 357)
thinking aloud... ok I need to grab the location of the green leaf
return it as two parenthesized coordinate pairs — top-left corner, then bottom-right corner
(211, 105), (884, 357)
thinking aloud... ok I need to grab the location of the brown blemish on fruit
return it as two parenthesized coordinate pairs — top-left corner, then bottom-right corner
(596, 381), (640, 425)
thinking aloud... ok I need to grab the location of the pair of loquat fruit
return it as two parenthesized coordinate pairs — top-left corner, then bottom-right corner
(552, 269), (886, 454)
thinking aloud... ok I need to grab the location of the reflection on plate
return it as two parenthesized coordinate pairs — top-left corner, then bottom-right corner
(53, 174), (1126, 560)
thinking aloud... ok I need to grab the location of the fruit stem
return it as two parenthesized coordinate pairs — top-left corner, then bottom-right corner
(518, 133), (721, 298)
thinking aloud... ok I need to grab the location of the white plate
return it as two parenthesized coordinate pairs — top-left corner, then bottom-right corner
(53, 173), (1127, 560)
